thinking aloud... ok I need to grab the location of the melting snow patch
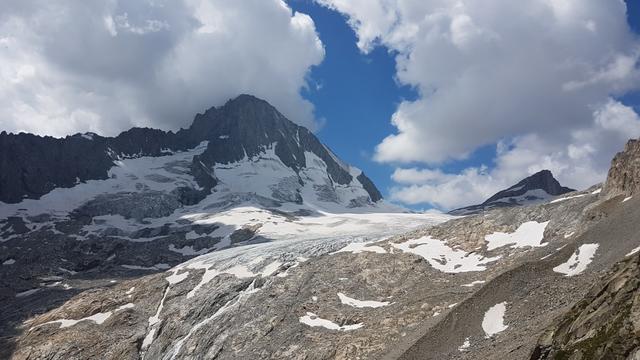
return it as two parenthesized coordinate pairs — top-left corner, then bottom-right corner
(333, 241), (386, 254)
(550, 194), (587, 204)
(337, 293), (390, 308)
(458, 338), (471, 351)
(553, 244), (599, 276)
(623, 196), (633, 203)
(299, 312), (363, 331)
(3, 259), (15, 265)
(34, 303), (135, 330)
(626, 246), (640, 257)
(168, 244), (211, 256)
(482, 302), (508, 337)
(260, 261), (282, 277)
(592, 188), (602, 195)
(16, 288), (40, 298)
(224, 265), (255, 278)
(392, 236), (500, 273)
(564, 232), (575, 239)
(540, 253), (554, 260)
(166, 271), (189, 285)
(462, 280), (485, 287)
(184, 262), (259, 298)
(484, 221), (549, 251)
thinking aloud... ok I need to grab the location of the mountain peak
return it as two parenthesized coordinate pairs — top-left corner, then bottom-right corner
(450, 169), (575, 215)
(226, 93), (270, 105)
(482, 169), (574, 205)
(0, 94), (384, 207)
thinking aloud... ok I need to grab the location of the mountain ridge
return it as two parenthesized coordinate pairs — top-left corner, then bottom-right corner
(449, 169), (575, 215)
(0, 94), (382, 205)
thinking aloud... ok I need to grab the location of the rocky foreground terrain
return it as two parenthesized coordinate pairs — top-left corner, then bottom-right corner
(2, 98), (640, 360)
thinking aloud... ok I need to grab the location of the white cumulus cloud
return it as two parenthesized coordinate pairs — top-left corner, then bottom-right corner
(0, 0), (324, 137)
(319, 0), (640, 209)
(390, 100), (640, 210)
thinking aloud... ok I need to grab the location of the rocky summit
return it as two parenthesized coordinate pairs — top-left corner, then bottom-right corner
(0, 94), (381, 205)
(3, 99), (640, 360)
(449, 169), (575, 215)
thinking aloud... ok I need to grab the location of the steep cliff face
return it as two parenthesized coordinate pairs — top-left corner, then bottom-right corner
(603, 138), (640, 198)
(530, 254), (640, 360)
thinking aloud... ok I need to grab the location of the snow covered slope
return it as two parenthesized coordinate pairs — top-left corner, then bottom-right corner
(0, 95), (421, 287)
(0, 95), (453, 357)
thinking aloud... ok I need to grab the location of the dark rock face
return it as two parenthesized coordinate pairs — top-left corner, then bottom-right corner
(484, 170), (574, 203)
(0, 94), (382, 205)
(603, 138), (640, 197)
(72, 192), (182, 221)
(357, 172), (383, 202)
(450, 170), (575, 215)
(0, 132), (114, 203)
(530, 254), (640, 360)
(192, 95), (354, 186)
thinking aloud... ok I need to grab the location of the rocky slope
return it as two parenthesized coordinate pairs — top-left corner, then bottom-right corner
(528, 138), (640, 360)
(450, 170), (575, 215)
(529, 253), (640, 359)
(0, 95), (403, 358)
(4, 115), (640, 359)
(8, 140), (640, 359)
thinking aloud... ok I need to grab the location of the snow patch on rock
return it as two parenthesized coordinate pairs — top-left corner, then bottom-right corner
(299, 312), (363, 331)
(484, 221), (549, 251)
(392, 236), (500, 273)
(482, 302), (508, 337)
(337, 293), (390, 308)
(553, 244), (599, 276)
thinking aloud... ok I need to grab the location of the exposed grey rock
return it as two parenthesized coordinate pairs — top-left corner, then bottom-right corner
(603, 138), (640, 198)
(529, 254), (640, 360)
(4, 184), (611, 360)
(73, 191), (182, 221)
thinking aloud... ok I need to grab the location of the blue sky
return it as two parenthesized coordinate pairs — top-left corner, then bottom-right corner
(289, 0), (416, 201)
(290, 0), (640, 208)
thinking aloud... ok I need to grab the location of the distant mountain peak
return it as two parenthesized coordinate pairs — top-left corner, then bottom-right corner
(450, 170), (575, 215)
(0, 94), (384, 207)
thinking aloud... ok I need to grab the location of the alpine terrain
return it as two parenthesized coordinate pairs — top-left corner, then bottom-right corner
(449, 170), (576, 215)
(2, 96), (640, 360)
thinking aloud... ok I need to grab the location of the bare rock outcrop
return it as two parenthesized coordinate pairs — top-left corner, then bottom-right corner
(530, 253), (640, 360)
(603, 138), (640, 198)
